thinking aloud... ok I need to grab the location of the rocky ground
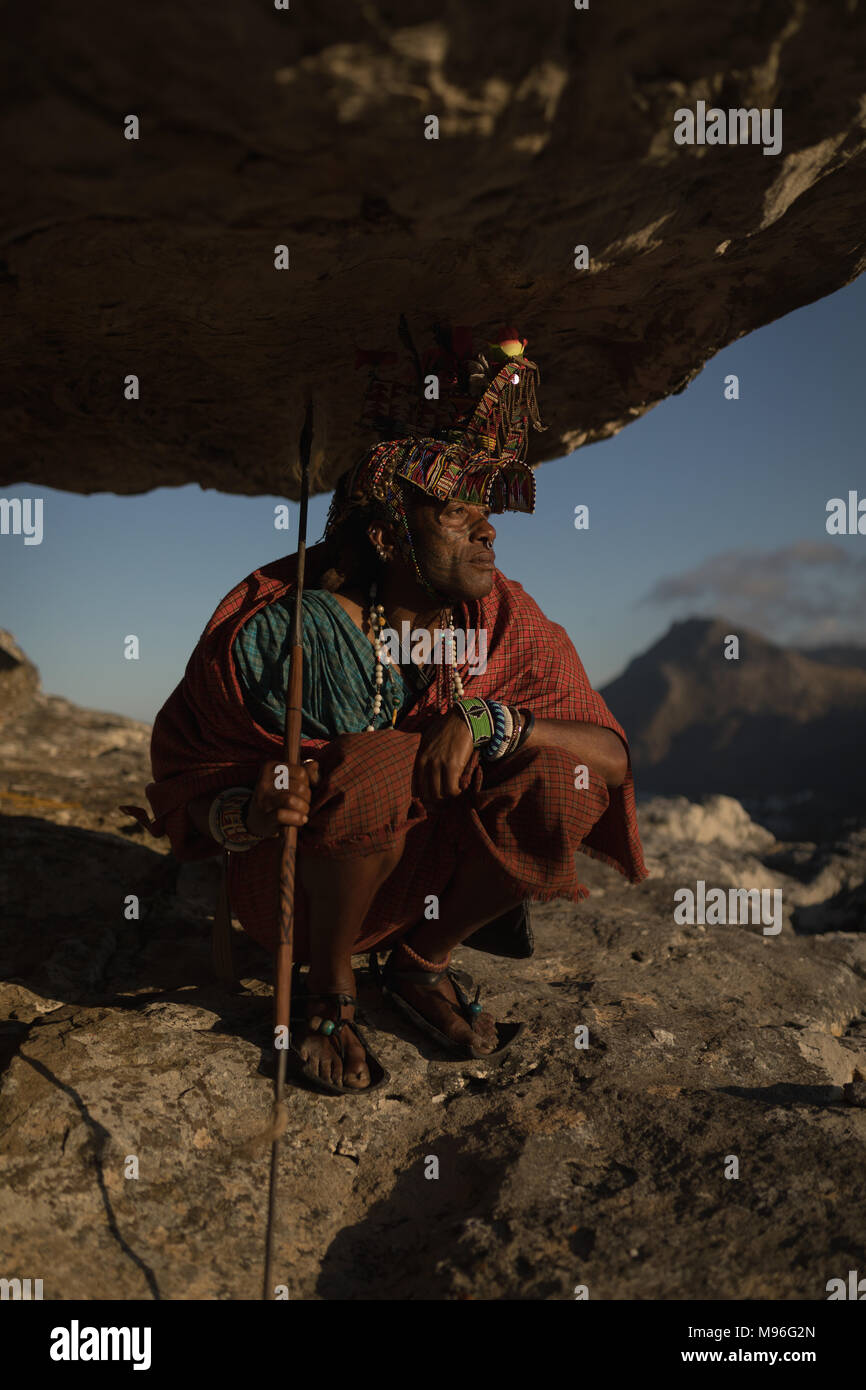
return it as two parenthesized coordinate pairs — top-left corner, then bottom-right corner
(1, 640), (865, 1300)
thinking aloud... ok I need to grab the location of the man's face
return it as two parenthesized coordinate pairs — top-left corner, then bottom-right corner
(408, 497), (497, 601)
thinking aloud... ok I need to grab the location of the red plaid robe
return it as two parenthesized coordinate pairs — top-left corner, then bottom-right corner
(124, 544), (647, 959)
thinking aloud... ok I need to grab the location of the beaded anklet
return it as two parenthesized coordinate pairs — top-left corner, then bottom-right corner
(396, 939), (452, 972)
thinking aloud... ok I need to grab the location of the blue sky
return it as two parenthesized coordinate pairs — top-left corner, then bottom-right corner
(2, 274), (864, 723)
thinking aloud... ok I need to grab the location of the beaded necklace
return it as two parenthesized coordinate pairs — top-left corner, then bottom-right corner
(365, 580), (465, 731)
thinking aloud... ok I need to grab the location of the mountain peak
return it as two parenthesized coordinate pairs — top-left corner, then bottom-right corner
(601, 615), (866, 804)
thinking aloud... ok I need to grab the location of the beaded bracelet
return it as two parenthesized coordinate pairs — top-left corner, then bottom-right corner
(483, 706), (511, 761)
(208, 786), (263, 852)
(452, 696), (495, 746)
(515, 708), (535, 750)
(489, 703), (532, 759)
(454, 698), (535, 760)
(481, 700), (509, 759)
(485, 703), (518, 760)
(509, 707), (525, 752)
(500, 703), (515, 748)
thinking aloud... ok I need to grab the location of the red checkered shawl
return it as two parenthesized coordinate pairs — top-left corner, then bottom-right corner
(128, 543), (647, 884)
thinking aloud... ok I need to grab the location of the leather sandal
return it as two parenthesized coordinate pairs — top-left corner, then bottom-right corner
(287, 988), (390, 1096)
(369, 951), (523, 1060)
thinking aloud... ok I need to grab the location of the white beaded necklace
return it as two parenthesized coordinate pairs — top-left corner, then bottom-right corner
(365, 580), (465, 731)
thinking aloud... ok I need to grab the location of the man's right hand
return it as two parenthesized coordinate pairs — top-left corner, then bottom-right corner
(245, 758), (320, 839)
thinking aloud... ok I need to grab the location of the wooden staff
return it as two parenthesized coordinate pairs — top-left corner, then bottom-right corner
(262, 394), (314, 1301)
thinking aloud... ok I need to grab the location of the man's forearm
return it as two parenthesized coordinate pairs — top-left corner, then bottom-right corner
(522, 716), (629, 789)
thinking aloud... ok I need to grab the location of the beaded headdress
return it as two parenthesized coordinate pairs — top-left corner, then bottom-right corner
(356, 320), (545, 465)
(323, 320), (545, 595)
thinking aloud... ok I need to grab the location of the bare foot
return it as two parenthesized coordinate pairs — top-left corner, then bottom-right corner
(388, 942), (499, 1054)
(294, 974), (371, 1089)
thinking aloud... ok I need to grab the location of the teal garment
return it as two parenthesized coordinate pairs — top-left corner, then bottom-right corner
(232, 588), (417, 739)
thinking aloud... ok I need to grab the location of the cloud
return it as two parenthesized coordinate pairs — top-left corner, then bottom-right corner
(640, 541), (866, 646)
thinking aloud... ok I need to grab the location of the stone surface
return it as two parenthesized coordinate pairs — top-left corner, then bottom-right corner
(1, 642), (865, 1299)
(3, 2), (866, 498)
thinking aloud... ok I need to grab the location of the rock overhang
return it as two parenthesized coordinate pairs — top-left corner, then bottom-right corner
(2, 0), (865, 499)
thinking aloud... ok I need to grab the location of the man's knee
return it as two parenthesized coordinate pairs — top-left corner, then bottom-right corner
(364, 834), (405, 875)
(485, 741), (610, 832)
(304, 731), (421, 849)
(300, 831), (404, 881)
(313, 731), (417, 803)
(489, 740), (588, 790)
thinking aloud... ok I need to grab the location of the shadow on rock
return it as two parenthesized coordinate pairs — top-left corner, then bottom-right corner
(0, 813), (274, 1006)
(719, 1081), (841, 1107)
(316, 1126), (524, 1301)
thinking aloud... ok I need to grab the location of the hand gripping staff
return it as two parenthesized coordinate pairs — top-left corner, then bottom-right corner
(262, 394), (313, 1301)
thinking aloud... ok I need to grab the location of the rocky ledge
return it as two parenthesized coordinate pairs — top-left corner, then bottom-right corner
(1, 650), (864, 1299)
(3, 1), (866, 496)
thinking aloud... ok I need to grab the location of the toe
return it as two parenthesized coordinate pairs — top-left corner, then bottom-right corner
(343, 1035), (371, 1089)
(473, 1016), (498, 1052)
(449, 1016), (476, 1047)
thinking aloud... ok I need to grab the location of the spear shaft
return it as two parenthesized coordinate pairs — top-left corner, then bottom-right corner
(262, 395), (313, 1301)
